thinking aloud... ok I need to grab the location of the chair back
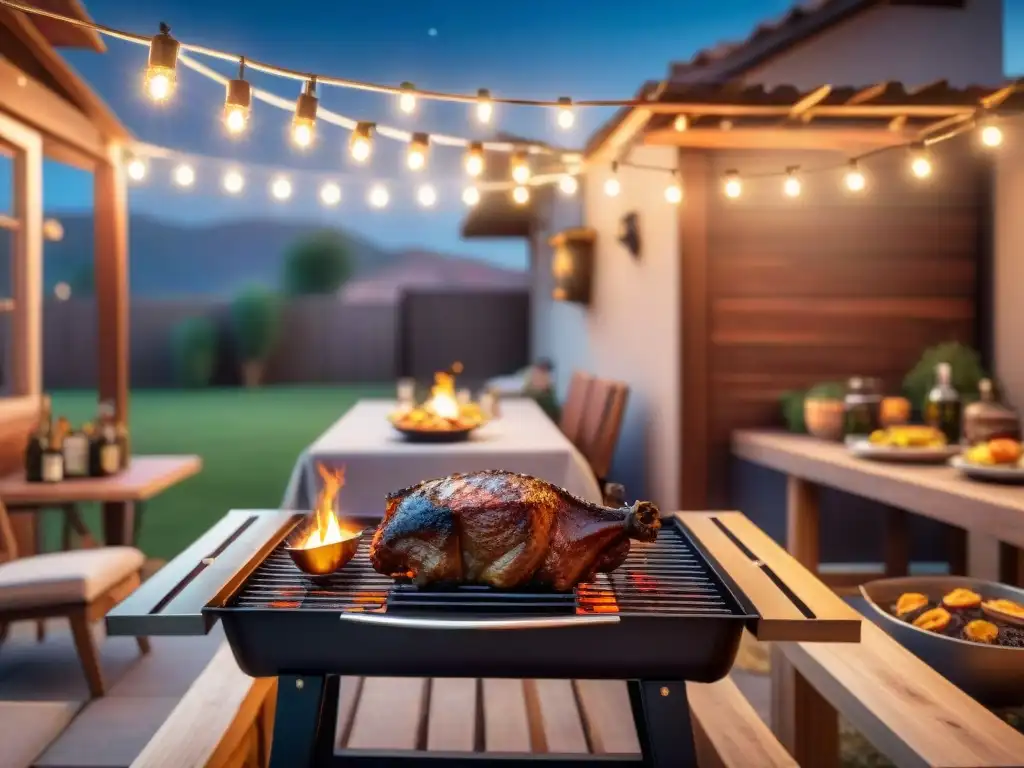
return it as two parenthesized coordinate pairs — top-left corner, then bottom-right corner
(558, 370), (593, 446)
(0, 498), (17, 563)
(579, 379), (630, 482)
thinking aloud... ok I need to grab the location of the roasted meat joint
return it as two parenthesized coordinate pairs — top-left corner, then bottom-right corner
(370, 470), (661, 590)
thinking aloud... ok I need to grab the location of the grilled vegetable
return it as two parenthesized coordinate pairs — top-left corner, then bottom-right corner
(913, 607), (952, 632)
(964, 619), (999, 644)
(895, 592), (929, 617)
(942, 588), (982, 610)
(988, 439), (1022, 465)
(370, 470), (661, 590)
(981, 598), (1024, 625)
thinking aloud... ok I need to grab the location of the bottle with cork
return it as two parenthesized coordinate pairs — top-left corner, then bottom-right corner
(41, 418), (66, 483)
(924, 362), (962, 444)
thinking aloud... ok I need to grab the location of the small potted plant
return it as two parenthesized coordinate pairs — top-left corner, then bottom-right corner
(230, 285), (282, 388)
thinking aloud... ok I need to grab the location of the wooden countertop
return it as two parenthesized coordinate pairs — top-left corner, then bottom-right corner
(732, 430), (1024, 549)
(0, 455), (202, 504)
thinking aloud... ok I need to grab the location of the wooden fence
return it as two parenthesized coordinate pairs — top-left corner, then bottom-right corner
(27, 289), (529, 389)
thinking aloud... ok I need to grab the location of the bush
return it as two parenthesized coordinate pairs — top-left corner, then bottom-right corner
(230, 286), (281, 363)
(903, 341), (986, 412)
(282, 230), (355, 295)
(171, 316), (218, 387)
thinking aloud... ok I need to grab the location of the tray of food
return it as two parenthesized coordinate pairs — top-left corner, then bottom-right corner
(389, 367), (487, 443)
(951, 437), (1024, 484)
(846, 425), (960, 463)
(861, 576), (1024, 707)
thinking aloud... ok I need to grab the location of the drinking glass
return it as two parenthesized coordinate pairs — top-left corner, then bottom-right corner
(397, 378), (416, 407)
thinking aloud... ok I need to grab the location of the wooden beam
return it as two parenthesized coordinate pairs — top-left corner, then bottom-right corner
(587, 107), (654, 165)
(0, 214), (19, 231)
(917, 112), (974, 139)
(41, 135), (97, 172)
(887, 115), (908, 132)
(980, 79), (1021, 110)
(94, 143), (130, 425)
(843, 82), (892, 106)
(643, 101), (980, 118)
(788, 85), (832, 123)
(644, 127), (911, 151)
(0, 58), (105, 162)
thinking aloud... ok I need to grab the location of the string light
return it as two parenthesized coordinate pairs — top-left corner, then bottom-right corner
(291, 78), (318, 149)
(398, 82), (417, 114)
(783, 166), (802, 198)
(368, 184), (390, 208)
(665, 172), (682, 204)
(980, 122), (1003, 148)
(407, 133), (429, 171)
(559, 174), (578, 196)
(723, 170), (742, 199)
(844, 160), (866, 193)
(349, 122), (374, 163)
(222, 168), (244, 194)
(126, 156), (147, 181)
(909, 143), (933, 179)
(464, 142), (485, 177)
(556, 97), (575, 129)
(271, 175), (292, 200)
(319, 181), (341, 206)
(223, 59), (251, 135)
(144, 22), (178, 102)
(417, 183), (437, 207)
(172, 163), (194, 187)
(510, 150), (530, 184)
(512, 185), (530, 205)
(604, 162), (621, 197)
(674, 115), (689, 132)
(475, 89), (493, 124)
(462, 186), (480, 207)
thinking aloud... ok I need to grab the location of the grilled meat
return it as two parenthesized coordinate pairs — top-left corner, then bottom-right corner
(369, 470), (661, 590)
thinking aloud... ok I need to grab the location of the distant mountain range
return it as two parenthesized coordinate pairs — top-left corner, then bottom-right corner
(0, 214), (525, 299)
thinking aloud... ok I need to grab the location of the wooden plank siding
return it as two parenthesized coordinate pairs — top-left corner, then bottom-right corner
(684, 137), (986, 506)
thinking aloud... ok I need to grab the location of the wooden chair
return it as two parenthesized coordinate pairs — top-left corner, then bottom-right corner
(0, 497), (149, 698)
(558, 370), (593, 447)
(578, 378), (629, 485)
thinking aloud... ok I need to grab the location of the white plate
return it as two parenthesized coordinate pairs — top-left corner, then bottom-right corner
(950, 456), (1024, 484)
(847, 440), (961, 463)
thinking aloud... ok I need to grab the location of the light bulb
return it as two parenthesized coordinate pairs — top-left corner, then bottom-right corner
(291, 79), (318, 149)
(665, 183), (682, 204)
(556, 97), (574, 129)
(910, 151), (932, 179)
(604, 177), (621, 197)
(173, 163), (194, 188)
(674, 115), (689, 132)
(512, 186), (530, 205)
(319, 182), (341, 206)
(349, 122), (374, 163)
(417, 184), (437, 208)
(510, 151), (530, 184)
(723, 171), (742, 199)
(54, 282), (71, 301)
(222, 169), (244, 194)
(559, 175), (578, 196)
(271, 176), (292, 201)
(144, 24), (180, 103)
(368, 184), (389, 208)
(407, 133), (429, 171)
(224, 106), (248, 135)
(475, 89), (493, 123)
(462, 186), (480, 207)
(398, 82), (417, 114)
(464, 142), (485, 177)
(126, 158), (147, 182)
(291, 119), (313, 148)
(783, 168), (801, 198)
(223, 72), (251, 135)
(981, 124), (1004, 148)
(845, 164), (866, 193)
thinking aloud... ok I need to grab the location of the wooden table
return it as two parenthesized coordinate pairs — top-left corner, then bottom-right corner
(732, 430), (1024, 584)
(0, 455), (202, 553)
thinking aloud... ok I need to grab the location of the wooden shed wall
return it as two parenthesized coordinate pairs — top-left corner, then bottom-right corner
(680, 137), (988, 507)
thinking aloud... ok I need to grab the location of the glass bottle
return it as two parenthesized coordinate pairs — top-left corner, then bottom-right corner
(62, 419), (90, 479)
(962, 378), (1021, 444)
(89, 405), (121, 477)
(924, 362), (962, 443)
(42, 423), (65, 483)
(843, 377), (882, 438)
(24, 395), (51, 482)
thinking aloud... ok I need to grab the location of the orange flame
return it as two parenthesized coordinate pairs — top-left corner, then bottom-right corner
(427, 369), (460, 419)
(300, 463), (358, 549)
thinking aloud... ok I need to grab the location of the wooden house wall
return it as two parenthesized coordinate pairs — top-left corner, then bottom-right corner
(680, 137), (988, 508)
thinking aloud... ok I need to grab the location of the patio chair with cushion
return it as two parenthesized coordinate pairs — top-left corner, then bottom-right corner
(0, 497), (149, 698)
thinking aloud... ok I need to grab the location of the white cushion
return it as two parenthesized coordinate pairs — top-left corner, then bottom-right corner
(0, 547), (144, 609)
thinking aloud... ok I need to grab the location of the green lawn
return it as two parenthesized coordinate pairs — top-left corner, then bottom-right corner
(48, 385), (391, 560)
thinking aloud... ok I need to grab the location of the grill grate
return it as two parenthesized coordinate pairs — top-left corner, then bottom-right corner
(229, 521), (743, 618)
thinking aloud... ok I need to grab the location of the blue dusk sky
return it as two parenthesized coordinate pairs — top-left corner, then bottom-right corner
(13, 0), (1024, 269)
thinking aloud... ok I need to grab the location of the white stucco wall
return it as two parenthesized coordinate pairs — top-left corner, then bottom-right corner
(742, 0), (1004, 88)
(534, 146), (680, 507)
(994, 120), (1024, 413)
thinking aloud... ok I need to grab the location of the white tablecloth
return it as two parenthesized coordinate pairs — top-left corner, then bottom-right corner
(281, 398), (602, 515)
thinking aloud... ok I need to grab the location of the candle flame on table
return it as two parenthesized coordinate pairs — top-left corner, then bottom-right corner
(426, 371), (460, 419)
(300, 463), (358, 549)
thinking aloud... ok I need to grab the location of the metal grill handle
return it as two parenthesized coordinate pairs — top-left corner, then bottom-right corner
(339, 613), (620, 630)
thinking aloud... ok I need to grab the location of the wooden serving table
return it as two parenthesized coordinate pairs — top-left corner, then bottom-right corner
(0, 455), (202, 553)
(732, 430), (1024, 584)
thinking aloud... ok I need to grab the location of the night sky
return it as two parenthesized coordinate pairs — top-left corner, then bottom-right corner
(15, 0), (1024, 268)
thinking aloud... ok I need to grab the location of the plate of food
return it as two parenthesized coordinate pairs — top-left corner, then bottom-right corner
(951, 438), (1024, 484)
(389, 367), (487, 443)
(846, 425), (960, 463)
(861, 576), (1024, 707)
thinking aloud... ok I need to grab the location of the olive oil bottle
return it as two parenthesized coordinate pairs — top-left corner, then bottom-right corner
(924, 362), (962, 444)
(62, 419), (90, 479)
(25, 395), (52, 482)
(42, 422), (65, 483)
(89, 404), (121, 477)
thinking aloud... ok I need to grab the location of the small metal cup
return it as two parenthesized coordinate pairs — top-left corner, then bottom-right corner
(286, 530), (363, 576)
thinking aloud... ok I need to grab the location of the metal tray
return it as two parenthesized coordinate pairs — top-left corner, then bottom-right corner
(861, 575), (1024, 707)
(392, 424), (477, 443)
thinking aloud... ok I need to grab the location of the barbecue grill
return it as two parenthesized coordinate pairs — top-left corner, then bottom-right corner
(108, 509), (861, 767)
